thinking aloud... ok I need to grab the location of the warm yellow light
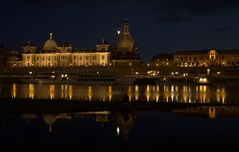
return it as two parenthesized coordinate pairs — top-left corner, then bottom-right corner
(29, 84), (35, 99)
(209, 107), (216, 120)
(116, 126), (120, 136)
(127, 86), (132, 101)
(69, 85), (73, 100)
(146, 85), (150, 102)
(12, 83), (17, 98)
(108, 85), (113, 101)
(199, 78), (208, 83)
(88, 86), (92, 101)
(49, 84), (55, 99)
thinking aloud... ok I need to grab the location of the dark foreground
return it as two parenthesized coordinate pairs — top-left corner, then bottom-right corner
(0, 98), (239, 151)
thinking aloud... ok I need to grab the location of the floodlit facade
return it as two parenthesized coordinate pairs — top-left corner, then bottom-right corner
(8, 33), (111, 67)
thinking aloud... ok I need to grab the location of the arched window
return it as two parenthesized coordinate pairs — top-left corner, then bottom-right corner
(209, 50), (217, 61)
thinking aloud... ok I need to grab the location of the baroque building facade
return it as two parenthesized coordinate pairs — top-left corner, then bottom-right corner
(8, 33), (111, 67)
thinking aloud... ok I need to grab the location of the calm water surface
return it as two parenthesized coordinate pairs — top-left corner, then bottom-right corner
(0, 83), (237, 103)
(0, 83), (239, 151)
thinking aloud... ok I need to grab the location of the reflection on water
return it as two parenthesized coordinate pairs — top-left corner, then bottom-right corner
(1, 83), (239, 151)
(49, 84), (55, 99)
(0, 83), (238, 103)
(11, 83), (17, 98)
(9, 105), (239, 143)
(21, 111), (135, 143)
(108, 86), (112, 101)
(29, 84), (34, 99)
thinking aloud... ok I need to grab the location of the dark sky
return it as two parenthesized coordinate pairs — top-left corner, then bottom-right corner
(1, 0), (239, 62)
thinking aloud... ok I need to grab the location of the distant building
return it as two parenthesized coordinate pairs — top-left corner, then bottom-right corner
(150, 53), (174, 67)
(111, 20), (143, 67)
(0, 46), (20, 68)
(152, 49), (239, 67)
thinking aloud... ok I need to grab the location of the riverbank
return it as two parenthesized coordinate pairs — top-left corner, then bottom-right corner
(2, 66), (239, 85)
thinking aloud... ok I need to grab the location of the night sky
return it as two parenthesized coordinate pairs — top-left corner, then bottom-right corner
(1, 0), (239, 62)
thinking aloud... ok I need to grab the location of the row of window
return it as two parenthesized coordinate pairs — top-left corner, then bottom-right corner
(175, 61), (239, 66)
(175, 56), (239, 61)
(26, 62), (106, 67)
(176, 57), (203, 61)
(24, 55), (107, 61)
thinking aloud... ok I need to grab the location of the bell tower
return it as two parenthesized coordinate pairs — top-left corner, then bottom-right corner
(123, 20), (130, 35)
(117, 20), (135, 52)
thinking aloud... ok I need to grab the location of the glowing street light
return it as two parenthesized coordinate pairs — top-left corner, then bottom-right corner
(117, 30), (121, 35)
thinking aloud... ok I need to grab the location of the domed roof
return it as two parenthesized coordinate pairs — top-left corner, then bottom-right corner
(117, 21), (135, 52)
(43, 33), (58, 50)
(118, 36), (134, 50)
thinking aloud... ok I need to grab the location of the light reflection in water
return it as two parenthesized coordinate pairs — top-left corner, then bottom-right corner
(155, 85), (160, 102)
(216, 87), (226, 103)
(135, 85), (139, 101)
(4, 83), (238, 104)
(108, 86), (112, 101)
(11, 83), (17, 98)
(163, 85), (169, 102)
(88, 86), (92, 101)
(209, 107), (216, 120)
(182, 85), (190, 103)
(28, 84), (35, 99)
(128, 86), (132, 101)
(145, 85), (150, 102)
(61, 85), (68, 99)
(69, 85), (73, 100)
(198, 85), (208, 103)
(49, 85), (55, 99)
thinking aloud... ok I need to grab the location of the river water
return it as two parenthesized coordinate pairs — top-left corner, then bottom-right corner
(0, 83), (239, 151)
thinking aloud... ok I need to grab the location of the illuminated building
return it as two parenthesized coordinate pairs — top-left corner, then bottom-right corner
(8, 33), (111, 67)
(152, 49), (239, 67)
(7, 21), (143, 68)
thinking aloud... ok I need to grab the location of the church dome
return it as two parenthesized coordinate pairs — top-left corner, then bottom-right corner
(43, 33), (58, 50)
(118, 36), (134, 50)
(117, 21), (135, 52)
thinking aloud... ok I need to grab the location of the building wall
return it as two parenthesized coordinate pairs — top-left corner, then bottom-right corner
(174, 53), (207, 67)
(151, 50), (239, 67)
(111, 59), (142, 67)
(7, 61), (23, 67)
(21, 52), (110, 67)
